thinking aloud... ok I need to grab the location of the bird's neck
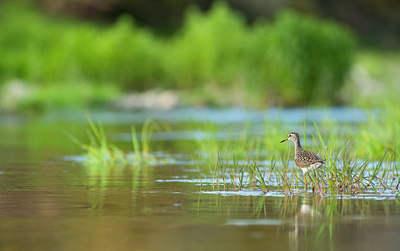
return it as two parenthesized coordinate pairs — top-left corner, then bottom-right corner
(294, 139), (302, 149)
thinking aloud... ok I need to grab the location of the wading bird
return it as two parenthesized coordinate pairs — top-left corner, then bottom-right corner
(280, 132), (324, 173)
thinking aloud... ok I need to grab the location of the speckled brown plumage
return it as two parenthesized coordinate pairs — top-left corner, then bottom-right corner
(280, 132), (324, 173)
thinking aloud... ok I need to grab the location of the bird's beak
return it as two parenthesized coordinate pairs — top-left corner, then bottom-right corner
(280, 137), (288, 143)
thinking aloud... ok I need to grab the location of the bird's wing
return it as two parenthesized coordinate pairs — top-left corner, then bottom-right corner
(303, 149), (324, 163)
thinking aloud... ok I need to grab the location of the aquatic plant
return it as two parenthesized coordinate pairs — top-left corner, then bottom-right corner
(80, 117), (127, 166)
(193, 116), (400, 196)
(72, 117), (170, 167)
(199, 147), (399, 196)
(72, 108), (400, 196)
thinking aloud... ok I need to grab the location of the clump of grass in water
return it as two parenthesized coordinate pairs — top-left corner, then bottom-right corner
(269, 116), (400, 196)
(194, 116), (400, 196)
(305, 115), (399, 196)
(79, 117), (127, 166)
(72, 117), (168, 166)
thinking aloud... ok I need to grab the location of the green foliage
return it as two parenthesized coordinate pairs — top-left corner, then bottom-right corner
(0, 1), (357, 108)
(167, 2), (247, 88)
(264, 11), (357, 105)
(19, 82), (118, 111)
(0, 2), (164, 89)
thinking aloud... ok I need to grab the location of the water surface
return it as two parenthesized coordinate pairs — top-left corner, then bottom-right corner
(0, 108), (398, 251)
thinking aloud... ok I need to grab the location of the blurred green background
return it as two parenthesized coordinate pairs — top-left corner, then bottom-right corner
(0, 0), (399, 111)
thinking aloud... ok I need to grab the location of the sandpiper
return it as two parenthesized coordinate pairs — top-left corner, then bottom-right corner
(280, 132), (324, 173)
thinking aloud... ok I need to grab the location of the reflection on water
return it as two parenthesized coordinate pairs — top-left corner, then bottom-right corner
(0, 108), (398, 251)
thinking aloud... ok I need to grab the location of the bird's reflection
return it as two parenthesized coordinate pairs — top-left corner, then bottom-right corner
(289, 197), (323, 250)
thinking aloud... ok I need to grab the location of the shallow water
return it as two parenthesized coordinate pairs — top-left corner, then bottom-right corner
(0, 108), (399, 251)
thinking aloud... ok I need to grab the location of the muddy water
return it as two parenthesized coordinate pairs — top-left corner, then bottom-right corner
(0, 108), (399, 251)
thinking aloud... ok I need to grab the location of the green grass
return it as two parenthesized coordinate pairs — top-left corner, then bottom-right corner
(72, 117), (171, 167)
(81, 117), (129, 166)
(192, 114), (400, 195)
(72, 110), (400, 196)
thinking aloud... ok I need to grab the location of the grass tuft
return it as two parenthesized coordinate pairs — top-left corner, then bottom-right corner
(73, 117), (170, 167)
(192, 115), (400, 196)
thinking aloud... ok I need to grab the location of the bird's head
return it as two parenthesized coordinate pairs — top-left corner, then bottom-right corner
(280, 132), (299, 143)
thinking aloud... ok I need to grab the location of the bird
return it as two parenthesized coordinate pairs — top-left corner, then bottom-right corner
(280, 132), (324, 173)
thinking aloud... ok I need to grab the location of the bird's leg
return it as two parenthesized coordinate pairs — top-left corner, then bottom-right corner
(307, 173), (315, 192)
(304, 175), (307, 190)
(312, 170), (324, 195)
(310, 174), (314, 192)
